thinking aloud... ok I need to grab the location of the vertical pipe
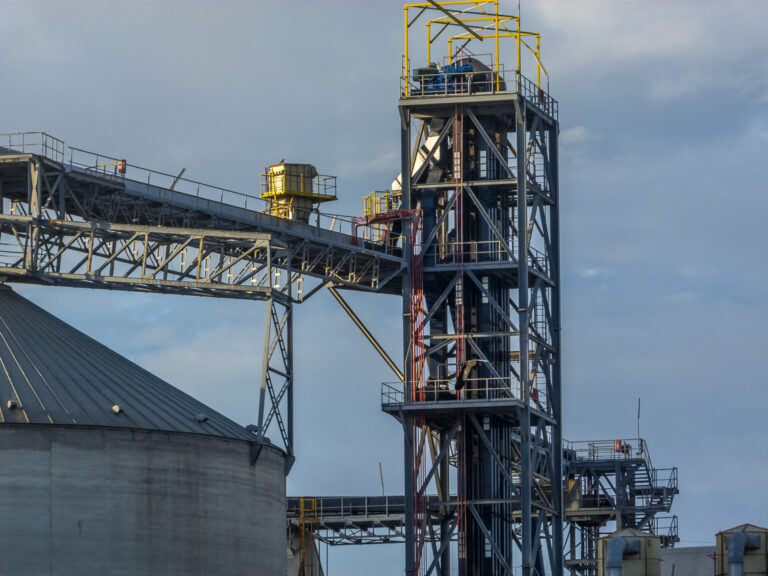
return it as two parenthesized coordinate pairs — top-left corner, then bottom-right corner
(401, 106), (415, 576)
(404, 7), (410, 97)
(287, 264), (294, 456)
(536, 35), (541, 89)
(427, 22), (432, 64)
(516, 14), (521, 82)
(404, 421), (415, 576)
(517, 99), (532, 576)
(439, 430), (451, 576)
(495, 1), (500, 91)
(549, 120), (564, 576)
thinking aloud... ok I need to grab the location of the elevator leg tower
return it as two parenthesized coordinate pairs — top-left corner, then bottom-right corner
(383, 82), (562, 576)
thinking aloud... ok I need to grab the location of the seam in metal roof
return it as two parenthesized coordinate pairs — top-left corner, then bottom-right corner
(0, 285), (254, 441)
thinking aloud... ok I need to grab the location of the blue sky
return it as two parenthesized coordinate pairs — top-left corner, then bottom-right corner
(1, 1), (767, 574)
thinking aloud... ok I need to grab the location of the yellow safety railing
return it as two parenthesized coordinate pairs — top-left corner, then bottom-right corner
(402, 0), (548, 97)
(362, 189), (399, 221)
(259, 171), (337, 202)
(299, 497), (318, 575)
(447, 30), (544, 89)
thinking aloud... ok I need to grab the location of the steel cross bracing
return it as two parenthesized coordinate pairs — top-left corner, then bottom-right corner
(381, 85), (562, 576)
(256, 293), (296, 474)
(0, 138), (405, 299)
(286, 440), (678, 570)
(0, 134), (406, 466)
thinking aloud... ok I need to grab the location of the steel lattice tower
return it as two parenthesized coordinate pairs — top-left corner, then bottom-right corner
(381, 3), (563, 574)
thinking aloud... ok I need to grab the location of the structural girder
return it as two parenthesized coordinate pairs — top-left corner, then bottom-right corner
(388, 83), (562, 576)
(0, 149), (405, 299)
(0, 213), (288, 301)
(287, 439), (679, 572)
(0, 134), (407, 469)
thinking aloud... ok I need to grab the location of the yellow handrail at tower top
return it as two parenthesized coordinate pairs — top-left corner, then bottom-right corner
(402, 0), (547, 97)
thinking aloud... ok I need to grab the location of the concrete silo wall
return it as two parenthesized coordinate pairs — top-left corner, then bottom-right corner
(0, 425), (285, 576)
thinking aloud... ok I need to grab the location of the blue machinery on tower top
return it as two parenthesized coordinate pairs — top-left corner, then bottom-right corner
(0, 2), (678, 575)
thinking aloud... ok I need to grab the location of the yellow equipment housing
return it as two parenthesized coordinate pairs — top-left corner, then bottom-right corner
(260, 163), (337, 223)
(716, 524), (768, 576)
(598, 530), (662, 576)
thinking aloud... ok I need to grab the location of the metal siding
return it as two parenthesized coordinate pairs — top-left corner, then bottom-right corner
(0, 426), (286, 576)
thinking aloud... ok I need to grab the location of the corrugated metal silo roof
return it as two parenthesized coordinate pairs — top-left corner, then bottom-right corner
(0, 285), (254, 441)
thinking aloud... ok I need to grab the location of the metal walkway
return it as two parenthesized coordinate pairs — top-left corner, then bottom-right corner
(0, 133), (404, 300)
(287, 438), (679, 572)
(0, 132), (406, 463)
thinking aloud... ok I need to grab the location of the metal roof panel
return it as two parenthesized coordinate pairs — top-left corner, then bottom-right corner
(0, 285), (254, 441)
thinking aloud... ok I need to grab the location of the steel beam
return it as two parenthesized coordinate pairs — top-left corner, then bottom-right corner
(329, 286), (404, 382)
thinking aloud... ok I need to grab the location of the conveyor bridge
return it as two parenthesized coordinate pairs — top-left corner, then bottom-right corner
(0, 132), (404, 300)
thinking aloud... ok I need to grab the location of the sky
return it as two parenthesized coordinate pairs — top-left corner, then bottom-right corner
(1, 0), (768, 574)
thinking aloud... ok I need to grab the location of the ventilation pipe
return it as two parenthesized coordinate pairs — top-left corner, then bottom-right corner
(605, 536), (641, 576)
(726, 531), (761, 576)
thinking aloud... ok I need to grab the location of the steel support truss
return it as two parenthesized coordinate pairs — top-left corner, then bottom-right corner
(383, 89), (562, 576)
(0, 150), (405, 298)
(286, 496), (413, 546)
(0, 148), (319, 464)
(287, 441), (678, 573)
(256, 289), (295, 472)
(288, 438), (680, 570)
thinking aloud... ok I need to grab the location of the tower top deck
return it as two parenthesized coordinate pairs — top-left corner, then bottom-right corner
(401, 1), (557, 118)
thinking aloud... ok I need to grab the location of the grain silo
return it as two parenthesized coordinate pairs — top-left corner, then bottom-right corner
(0, 285), (286, 576)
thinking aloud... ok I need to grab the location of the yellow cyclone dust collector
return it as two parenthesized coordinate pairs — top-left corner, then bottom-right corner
(260, 163), (337, 224)
(717, 524), (768, 576)
(598, 529), (662, 576)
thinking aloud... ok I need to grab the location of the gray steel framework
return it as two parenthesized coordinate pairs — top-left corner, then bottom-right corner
(286, 439), (678, 572)
(0, 135), (404, 465)
(385, 81), (562, 576)
(0, 137), (404, 298)
(563, 439), (679, 576)
(256, 294), (295, 472)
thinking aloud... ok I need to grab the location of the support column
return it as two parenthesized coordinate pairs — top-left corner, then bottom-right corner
(400, 106), (416, 576)
(25, 159), (42, 271)
(517, 98), (532, 576)
(550, 120), (565, 576)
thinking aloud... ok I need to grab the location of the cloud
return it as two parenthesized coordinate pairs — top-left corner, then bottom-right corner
(577, 267), (613, 279)
(529, 1), (768, 104)
(560, 125), (591, 145)
(750, 115), (768, 141)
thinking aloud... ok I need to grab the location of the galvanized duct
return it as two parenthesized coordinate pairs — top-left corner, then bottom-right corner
(726, 531), (761, 576)
(605, 536), (641, 576)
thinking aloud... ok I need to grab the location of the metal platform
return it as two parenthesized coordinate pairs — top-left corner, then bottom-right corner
(287, 439), (679, 572)
(563, 439), (679, 575)
(0, 133), (404, 299)
(0, 132), (408, 466)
